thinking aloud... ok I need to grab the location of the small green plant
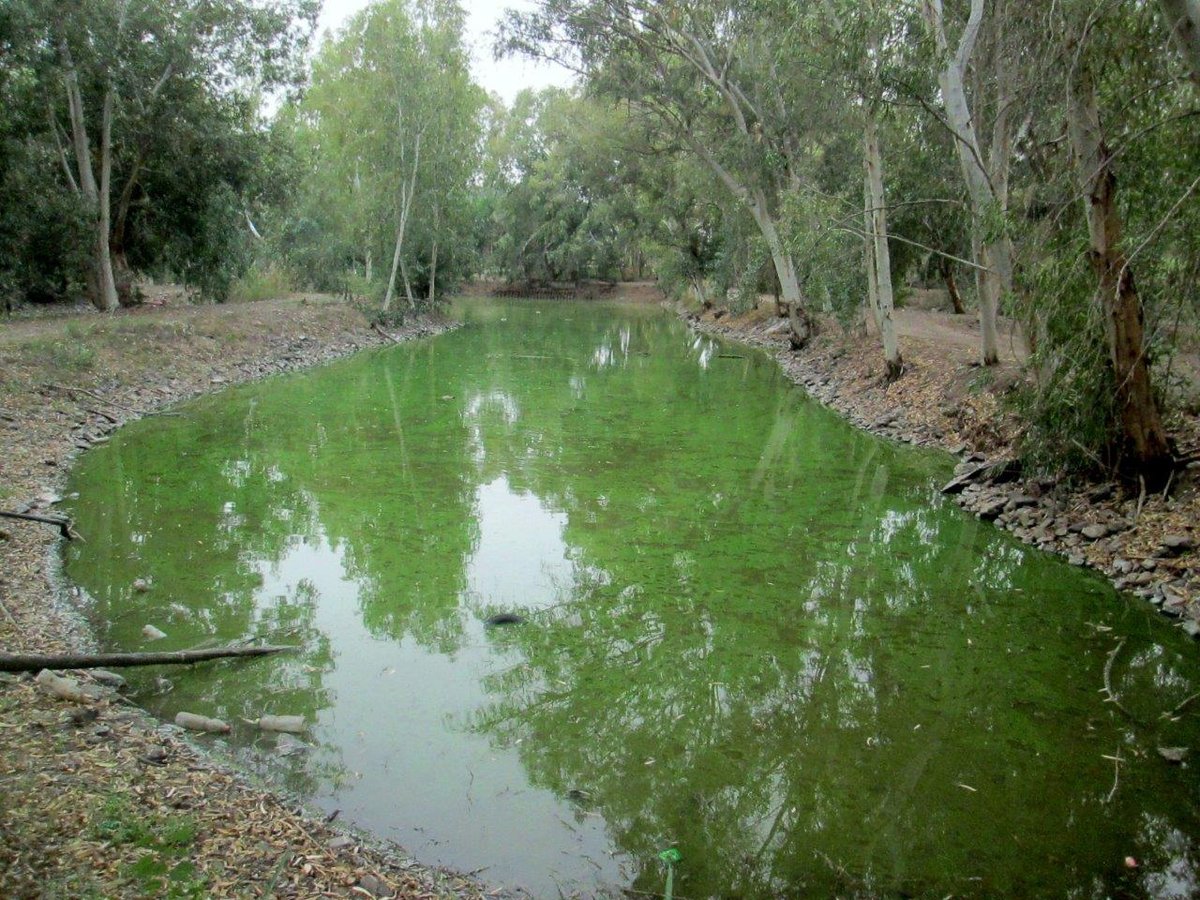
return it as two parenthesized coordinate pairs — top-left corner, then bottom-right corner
(27, 336), (97, 372)
(229, 263), (293, 303)
(92, 795), (206, 897)
(967, 368), (994, 394)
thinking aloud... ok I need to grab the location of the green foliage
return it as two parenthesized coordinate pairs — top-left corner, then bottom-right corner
(1013, 249), (1119, 478)
(278, 0), (483, 310)
(783, 191), (865, 326)
(483, 89), (642, 285)
(92, 795), (206, 898)
(0, 0), (317, 306)
(229, 263), (293, 304)
(24, 335), (97, 372)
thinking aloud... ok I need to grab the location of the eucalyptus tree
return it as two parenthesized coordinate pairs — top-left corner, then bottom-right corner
(501, 0), (831, 347)
(485, 88), (638, 284)
(1047, 0), (1189, 484)
(1159, 0), (1200, 87)
(9, 0), (316, 309)
(635, 153), (730, 309)
(812, 0), (915, 379)
(298, 0), (482, 312)
(917, 0), (1029, 365)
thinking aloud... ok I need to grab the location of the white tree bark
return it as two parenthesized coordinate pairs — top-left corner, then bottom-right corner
(427, 204), (439, 304)
(1160, 0), (1200, 87)
(60, 40), (119, 312)
(684, 133), (813, 344)
(922, 0), (1001, 365)
(864, 114), (903, 379)
(382, 115), (423, 313)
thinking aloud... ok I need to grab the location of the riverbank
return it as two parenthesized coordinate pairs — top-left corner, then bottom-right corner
(0, 296), (492, 898)
(684, 303), (1200, 632)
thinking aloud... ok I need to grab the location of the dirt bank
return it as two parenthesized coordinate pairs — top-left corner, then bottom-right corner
(0, 296), (496, 898)
(684, 302), (1200, 633)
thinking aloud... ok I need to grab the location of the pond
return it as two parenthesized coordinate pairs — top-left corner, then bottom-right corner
(65, 300), (1200, 898)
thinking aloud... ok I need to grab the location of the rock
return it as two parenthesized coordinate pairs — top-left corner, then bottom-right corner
(89, 669), (126, 689)
(358, 874), (389, 897)
(1081, 524), (1108, 540)
(139, 746), (169, 765)
(484, 612), (526, 626)
(1161, 535), (1195, 556)
(1157, 746), (1189, 763)
(977, 497), (1007, 521)
(132, 578), (151, 592)
(1183, 620), (1200, 639)
(141, 624), (167, 640)
(1162, 595), (1187, 618)
(943, 460), (996, 494)
(327, 835), (355, 851)
(1009, 494), (1038, 509)
(1068, 554), (1086, 567)
(275, 733), (311, 756)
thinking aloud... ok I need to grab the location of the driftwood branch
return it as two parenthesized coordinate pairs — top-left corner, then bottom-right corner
(43, 382), (137, 414)
(0, 644), (295, 673)
(0, 509), (77, 540)
(372, 322), (403, 345)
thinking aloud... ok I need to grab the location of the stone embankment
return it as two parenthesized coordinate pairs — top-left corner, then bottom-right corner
(684, 306), (1200, 634)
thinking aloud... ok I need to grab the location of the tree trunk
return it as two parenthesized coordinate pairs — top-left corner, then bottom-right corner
(428, 239), (438, 304)
(1067, 63), (1173, 486)
(383, 110), (423, 314)
(864, 115), (903, 381)
(684, 135), (813, 345)
(939, 256), (966, 314)
(753, 192), (814, 348)
(923, 0), (1000, 365)
(428, 203), (440, 305)
(1159, 0), (1200, 88)
(382, 218), (406, 313)
(400, 256), (416, 309)
(60, 41), (118, 312)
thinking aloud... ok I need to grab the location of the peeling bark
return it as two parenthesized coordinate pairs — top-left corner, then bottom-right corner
(922, 0), (1004, 365)
(864, 115), (903, 381)
(1067, 64), (1173, 486)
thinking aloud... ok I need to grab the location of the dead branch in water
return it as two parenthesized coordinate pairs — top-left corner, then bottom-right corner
(1102, 640), (1139, 723)
(0, 644), (295, 673)
(0, 509), (78, 540)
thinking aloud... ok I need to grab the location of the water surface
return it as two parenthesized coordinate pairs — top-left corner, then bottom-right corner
(66, 301), (1200, 897)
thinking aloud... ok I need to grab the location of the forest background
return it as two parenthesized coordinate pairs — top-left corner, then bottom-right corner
(1, 0), (1198, 487)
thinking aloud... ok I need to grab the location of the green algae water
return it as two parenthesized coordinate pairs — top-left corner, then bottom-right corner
(65, 301), (1200, 897)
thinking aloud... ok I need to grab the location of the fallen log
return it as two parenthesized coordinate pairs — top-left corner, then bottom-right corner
(0, 509), (77, 540)
(0, 644), (295, 673)
(372, 322), (403, 345)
